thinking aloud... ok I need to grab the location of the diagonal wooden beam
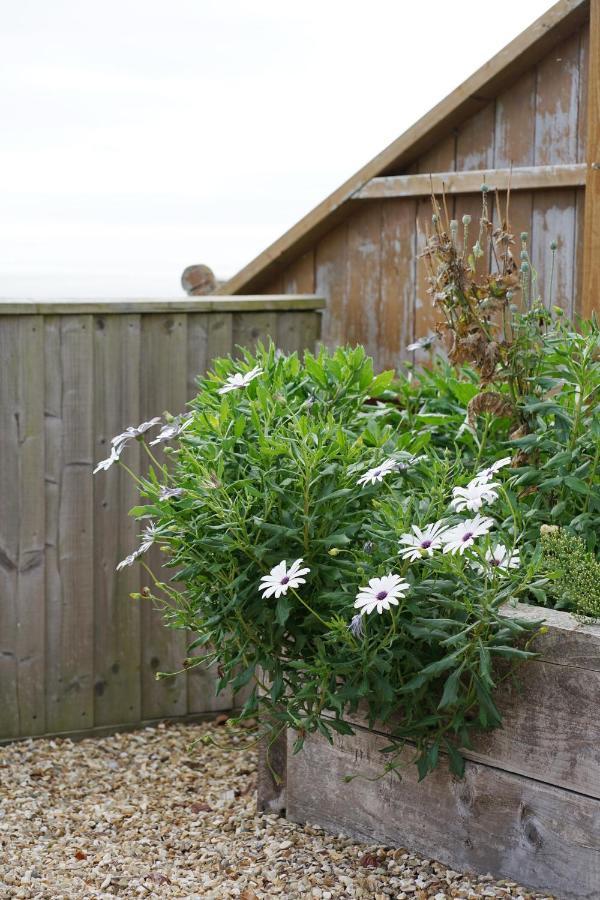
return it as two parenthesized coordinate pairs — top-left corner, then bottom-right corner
(582, 0), (600, 317)
(353, 164), (587, 200)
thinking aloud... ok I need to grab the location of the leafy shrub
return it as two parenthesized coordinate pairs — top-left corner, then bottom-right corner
(540, 526), (600, 617)
(96, 344), (545, 778)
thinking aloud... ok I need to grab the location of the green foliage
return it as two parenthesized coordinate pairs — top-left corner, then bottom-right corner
(117, 343), (547, 779)
(540, 526), (600, 618)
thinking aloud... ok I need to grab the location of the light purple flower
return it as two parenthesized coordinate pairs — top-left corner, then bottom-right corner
(398, 520), (448, 561)
(451, 481), (500, 513)
(356, 457), (397, 487)
(471, 457), (512, 486)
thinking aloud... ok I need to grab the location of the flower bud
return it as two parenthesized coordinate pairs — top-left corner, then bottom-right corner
(550, 239), (558, 251)
(462, 214), (471, 225)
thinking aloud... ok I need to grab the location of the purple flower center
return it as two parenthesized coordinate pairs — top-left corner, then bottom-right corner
(490, 558), (500, 566)
(376, 590), (388, 601)
(372, 468), (381, 477)
(461, 532), (474, 542)
(280, 576), (290, 585)
(421, 540), (432, 549)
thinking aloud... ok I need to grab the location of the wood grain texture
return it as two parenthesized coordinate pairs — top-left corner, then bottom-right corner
(281, 250), (315, 295)
(582, 3), (600, 317)
(0, 296), (325, 315)
(140, 314), (190, 720)
(93, 315), (142, 727)
(16, 317), (46, 735)
(45, 316), (95, 734)
(345, 202), (382, 360)
(378, 199), (416, 369)
(356, 164), (586, 199)
(315, 222), (348, 349)
(286, 726), (600, 900)
(232, 312), (278, 356)
(0, 318), (20, 737)
(414, 135), (456, 361)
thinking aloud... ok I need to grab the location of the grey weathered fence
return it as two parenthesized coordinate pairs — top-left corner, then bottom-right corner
(0, 295), (323, 742)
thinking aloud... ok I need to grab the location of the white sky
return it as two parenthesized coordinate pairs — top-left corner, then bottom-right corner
(1, 0), (551, 298)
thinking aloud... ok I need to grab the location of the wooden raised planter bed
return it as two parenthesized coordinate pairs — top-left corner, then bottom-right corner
(257, 603), (600, 900)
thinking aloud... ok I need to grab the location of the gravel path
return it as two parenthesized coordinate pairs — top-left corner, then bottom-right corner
(0, 720), (554, 899)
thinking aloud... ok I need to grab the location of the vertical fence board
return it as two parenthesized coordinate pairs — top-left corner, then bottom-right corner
(0, 318), (20, 737)
(414, 135), (456, 361)
(346, 202), (382, 362)
(93, 315), (142, 727)
(232, 311), (278, 353)
(533, 33), (580, 314)
(282, 250), (315, 294)
(16, 317), (46, 735)
(140, 314), (189, 720)
(315, 222), (348, 349)
(379, 199), (416, 370)
(276, 311), (320, 356)
(45, 316), (95, 733)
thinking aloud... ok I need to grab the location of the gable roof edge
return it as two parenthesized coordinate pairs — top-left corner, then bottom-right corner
(219, 0), (588, 295)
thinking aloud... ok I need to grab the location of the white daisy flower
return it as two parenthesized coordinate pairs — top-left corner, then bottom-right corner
(218, 365), (263, 395)
(259, 558), (310, 600)
(442, 514), (494, 555)
(354, 573), (409, 615)
(356, 457), (397, 487)
(116, 523), (159, 571)
(471, 457), (512, 485)
(348, 614), (365, 638)
(398, 520), (448, 561)
(451, 480), (499, 513)
(149, 415), (193, 446)
(475, 543), (520, 574)
(93, 446), (120, 474)
(111, 417), (162, 450)
(406, 334), (436, 353)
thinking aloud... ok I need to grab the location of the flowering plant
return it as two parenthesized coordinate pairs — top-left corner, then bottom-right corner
(96, 344), (546, 778)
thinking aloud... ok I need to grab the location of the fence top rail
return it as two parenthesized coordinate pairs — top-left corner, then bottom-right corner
(0, 295), (326, 315)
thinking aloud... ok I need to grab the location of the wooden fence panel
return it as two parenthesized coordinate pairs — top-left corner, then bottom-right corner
(0, 296), (323, 742)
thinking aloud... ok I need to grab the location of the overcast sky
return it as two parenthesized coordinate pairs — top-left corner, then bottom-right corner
(1, 0), (552, 298)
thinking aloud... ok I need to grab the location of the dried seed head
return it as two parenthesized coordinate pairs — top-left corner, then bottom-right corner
(520, 231), (528, 242)
(550, 239), (558, 251)
(462, 214), (471, 225)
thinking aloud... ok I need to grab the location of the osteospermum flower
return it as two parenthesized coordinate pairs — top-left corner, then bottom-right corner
(94, 418), (163, 474)
(475, 543), (520, 574)
(159, 485), (185, 501)
(354, 573), (409, 615)
(406, 334), (436, 353)
(149, 415), (193, 446)
(471, 457), (512, 485)
(398, 520), (448, 561)
(116, 523), (159, 571)
(442, 514), (494, 555)
(356, 457), (397, 487)
(218, 365), (263, 395)
(451, 480), (499, 513)
(259, 558), (310, 599)
(347, 614), (365, 638)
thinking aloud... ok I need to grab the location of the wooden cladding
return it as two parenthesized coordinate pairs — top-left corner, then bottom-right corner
(354, 163), (588, 199)
(0, 298), (322, 742)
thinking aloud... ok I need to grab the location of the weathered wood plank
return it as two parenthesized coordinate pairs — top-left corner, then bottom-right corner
(16, 316), (46, 735)
(0, 297), (326, 316)
(533, 31), (581, 314)
(45, 315), (95, 733)
(345, 202), (382, 361)
(232, 311), (278, 356)
(282, 251), (315, 295)
(378, 199), (416, 369)
(93, 315), (142, 727)
(140, 314), (189, 720)
(286, 726), (600, 900)
(414, 135), (456, 361)
(257, 729), (287, 815)
(315, 222), (348, 349)
(185, 312), (233, 716)
(276, 311), (320, 356)
(0, 317), (20, 738)
(582, 2), (600, 317)
(356, 164), (587, 200)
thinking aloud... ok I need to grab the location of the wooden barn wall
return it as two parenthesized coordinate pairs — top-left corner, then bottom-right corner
(260, 23), (589, 372)
(0, 300), (322, 742)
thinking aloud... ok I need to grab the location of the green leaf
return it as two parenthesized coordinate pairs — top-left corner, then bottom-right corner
(437, 664), (464, 710)
(369, 370), (395, 396)
(563, 476), (591, 495)
(275, 595), (291, 627)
